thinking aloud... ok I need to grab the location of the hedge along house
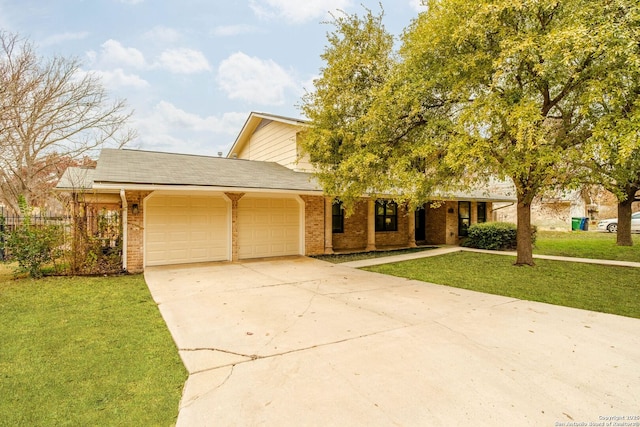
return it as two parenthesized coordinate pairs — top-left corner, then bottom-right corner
(57, 112), (515, 273)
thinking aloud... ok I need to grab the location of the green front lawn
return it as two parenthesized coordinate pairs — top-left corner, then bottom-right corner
(535, 231), (640, 262)
(0, 265), (187, 426)
(364, 252), (640, 319)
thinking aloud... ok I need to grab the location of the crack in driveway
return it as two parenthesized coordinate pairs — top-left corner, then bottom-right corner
(180, 365), (236, 410)
(182, 323), (413, 377)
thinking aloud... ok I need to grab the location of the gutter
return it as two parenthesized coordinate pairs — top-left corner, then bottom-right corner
(120, 189), (128, 272)
(94, 183), (324, 196)
(491, 202), (515, 211)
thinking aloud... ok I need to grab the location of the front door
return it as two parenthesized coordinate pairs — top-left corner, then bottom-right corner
(458, 201), (471, 237)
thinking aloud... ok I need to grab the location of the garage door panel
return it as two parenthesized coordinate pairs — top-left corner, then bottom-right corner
(238, 197), (300, 259)
(145, 195), (229, 266)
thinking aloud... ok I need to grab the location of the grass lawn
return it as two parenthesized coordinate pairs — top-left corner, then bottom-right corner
(0, 264), (187, 426)
(364, 252), (640, 319)
(534, 231), (640, 262)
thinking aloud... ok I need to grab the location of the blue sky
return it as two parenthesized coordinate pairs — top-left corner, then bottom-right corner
(1, 0), (424, 156)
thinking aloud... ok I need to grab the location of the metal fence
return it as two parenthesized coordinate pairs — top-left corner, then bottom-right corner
(0, 211), (71, 260)
(0, 207), (122, 269)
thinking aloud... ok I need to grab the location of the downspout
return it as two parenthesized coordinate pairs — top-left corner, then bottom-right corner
(120, 189), (128, 272)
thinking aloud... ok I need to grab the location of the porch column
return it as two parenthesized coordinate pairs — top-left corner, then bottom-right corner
(324, 197), (334, 254)
(225, 192), (245, 262)
(366, 198), (376, 251)
(408, 206), (417, 248)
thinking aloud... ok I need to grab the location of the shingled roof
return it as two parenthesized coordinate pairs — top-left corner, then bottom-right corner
(56, 167), (96, 190)
(57, 148), (516, 202)
(86, 148), (321, 192)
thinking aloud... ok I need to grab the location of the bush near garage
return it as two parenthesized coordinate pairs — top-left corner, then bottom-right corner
(462, 222), (537, 251)
(5, 222), (63, 278)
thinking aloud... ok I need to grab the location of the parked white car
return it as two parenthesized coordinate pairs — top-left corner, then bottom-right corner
(597, 212), (640, 233)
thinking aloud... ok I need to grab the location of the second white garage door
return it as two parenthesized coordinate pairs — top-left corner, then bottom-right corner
(145, 195), (229, 266)
(237, 197), (301, 259)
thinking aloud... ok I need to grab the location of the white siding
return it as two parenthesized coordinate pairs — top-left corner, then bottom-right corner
(237, 121), (301, 170)
(294, 133), (314, 172)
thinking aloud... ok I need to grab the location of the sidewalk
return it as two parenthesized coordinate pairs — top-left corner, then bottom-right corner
(341, 246), (640, 268)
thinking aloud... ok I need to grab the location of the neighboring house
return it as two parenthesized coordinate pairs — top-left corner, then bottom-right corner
(57, 112), (515, 273)
(493, 187), (625, 231)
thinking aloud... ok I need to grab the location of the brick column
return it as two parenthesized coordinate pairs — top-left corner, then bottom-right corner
(366, 198), (376, 251)
(324, 197), (334, 254)
(225, 192), (245, 261)
(471, 202), (478, 225)
(408, 207), (417, 248)
(300, 195), (325, 256)
(445, 201), (458, 245)
(126, 191), (151, 273)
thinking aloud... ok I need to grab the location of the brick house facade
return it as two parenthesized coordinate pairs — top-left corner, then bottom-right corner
(57, 112), (513, 272)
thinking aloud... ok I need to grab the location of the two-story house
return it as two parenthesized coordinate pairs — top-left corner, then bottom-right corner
(57, 112), (515, 272)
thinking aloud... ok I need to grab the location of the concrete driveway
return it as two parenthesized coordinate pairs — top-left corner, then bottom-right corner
(144, 257), (640, 426)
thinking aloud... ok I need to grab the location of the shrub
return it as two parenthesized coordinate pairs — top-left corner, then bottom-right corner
(3, 198), (64, 278)
(462, 222), (537, 251)
(5, 222), (64, 278)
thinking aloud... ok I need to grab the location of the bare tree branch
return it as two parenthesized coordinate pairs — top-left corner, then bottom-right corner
(0, 31), (136, 212)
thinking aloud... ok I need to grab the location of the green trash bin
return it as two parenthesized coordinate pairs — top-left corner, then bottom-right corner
(571, 217), (581, 231)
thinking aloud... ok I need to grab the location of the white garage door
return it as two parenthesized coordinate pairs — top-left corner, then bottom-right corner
(237, 197), (300, 259)
(145, 195), (229, 266)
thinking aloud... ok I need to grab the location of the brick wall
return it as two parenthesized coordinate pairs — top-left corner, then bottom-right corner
(333, 199), (369, 251)
(300, 195), (325, 255)
(331, 199), (412, 251)
(425, 202), (447, 245)
(375, 203), (410, 248)
(122, 189), (499, 270)
(125, 191), (151, 273)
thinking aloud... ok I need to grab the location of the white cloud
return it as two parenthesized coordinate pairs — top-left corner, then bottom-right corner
(156, 48), (211, 74)
(142, 26), (182, 44)
(92, 68), (149, 89)
(409, 0), (428, 12)
(133, 101), (247, 154)
(152, 101), (243, 133)
(95, 39), (146, 69)
(217, 52), (299, 105)
(119, 0), (144, 4)
(212, 24), (259, 37)
(249, 0), (352, 23)
(74, 67), (148, 91)
(40, 31), (89, 47)
(300, 74), (319, 95)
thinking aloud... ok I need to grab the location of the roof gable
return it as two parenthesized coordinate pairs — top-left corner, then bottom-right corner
(227, 112), (308, 160)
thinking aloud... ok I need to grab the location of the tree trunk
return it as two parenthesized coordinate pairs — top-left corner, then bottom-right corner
(616, 191), (635, 246)
(515, 198), (535, 266)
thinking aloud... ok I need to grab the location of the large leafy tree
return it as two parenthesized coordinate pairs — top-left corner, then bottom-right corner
(301, 7), (459, 210)
(302, 0), (639, 266)
(300, 8), (399, 208)
(582, 2), (640, 246)
(391, 0), (619, 266)
(0, 31), (135, 213)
